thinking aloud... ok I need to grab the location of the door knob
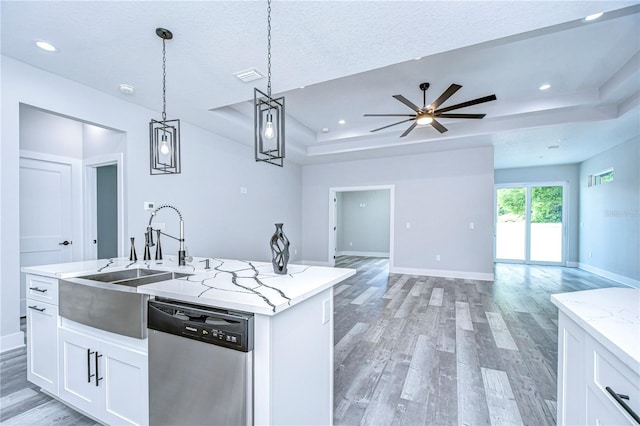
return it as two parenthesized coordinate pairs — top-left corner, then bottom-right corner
(58, 240), (72, 246)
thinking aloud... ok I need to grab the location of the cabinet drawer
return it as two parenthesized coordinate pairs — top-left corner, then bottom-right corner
(26, 274), (58, 305)
(587, 337), (640, 422)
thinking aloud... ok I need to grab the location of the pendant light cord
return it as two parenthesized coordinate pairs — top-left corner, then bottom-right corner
(162, 37), (167, 122)
(267, 0), (272, 101)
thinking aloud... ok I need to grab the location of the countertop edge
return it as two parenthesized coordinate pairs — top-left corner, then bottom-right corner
(551, 290), (640, 370)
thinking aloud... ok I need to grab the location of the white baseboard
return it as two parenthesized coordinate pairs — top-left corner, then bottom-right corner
(390, 266), (494, 282)
(566, 261), (579, 268)
(299, 260), (333, 267)
(336, 251), (389, 258)
(578, 263), (640, 289)
(1, 331), (25, 354)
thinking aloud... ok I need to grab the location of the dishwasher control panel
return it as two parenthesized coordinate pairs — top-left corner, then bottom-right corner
(182, 323), (243, 349)
(148, 298), (254, 352)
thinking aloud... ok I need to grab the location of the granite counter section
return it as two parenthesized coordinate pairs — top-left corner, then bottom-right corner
(22, 257), (356, 316)
(551, 287), (640, 370)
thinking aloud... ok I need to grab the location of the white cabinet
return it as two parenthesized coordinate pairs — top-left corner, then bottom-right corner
(59, 327), (149, 426)
(25, 273), (59, 396)
(557, 311), (640, 425)
(26, 301), (58, 395)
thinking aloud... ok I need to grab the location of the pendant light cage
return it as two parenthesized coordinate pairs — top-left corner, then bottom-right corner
(254, 88), (285, 167)
(150, 118), (181, 174)
(254, 0), (285, 167)
(150, 27), (181, 175)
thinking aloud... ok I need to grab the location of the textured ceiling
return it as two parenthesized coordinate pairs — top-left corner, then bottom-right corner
(2, 1), (639, 168)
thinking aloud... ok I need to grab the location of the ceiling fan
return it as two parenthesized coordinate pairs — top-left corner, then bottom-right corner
(364, 82), (497, 137)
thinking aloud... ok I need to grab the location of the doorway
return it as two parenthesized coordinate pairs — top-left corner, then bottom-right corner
(495, 183), (566, 265)
(328, 185), (395, 267)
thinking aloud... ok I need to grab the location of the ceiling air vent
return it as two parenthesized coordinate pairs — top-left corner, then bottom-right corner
(233, 67), (265, 83)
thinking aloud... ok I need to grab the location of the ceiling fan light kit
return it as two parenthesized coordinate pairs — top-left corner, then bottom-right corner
(365, 82), (497, 137)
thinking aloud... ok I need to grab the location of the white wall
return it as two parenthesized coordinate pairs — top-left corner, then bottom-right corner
(1, 56), (302, 352)
(494, 164), (580, 265)
(302, 146), (495, 280)
(19, 104), (84, 158)
(337, 190), (390, 256)
(578, 137), (639, 286)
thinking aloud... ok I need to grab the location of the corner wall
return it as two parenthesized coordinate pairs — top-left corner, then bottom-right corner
(578, 137), (640, 287)
(302, 146), (495, 280)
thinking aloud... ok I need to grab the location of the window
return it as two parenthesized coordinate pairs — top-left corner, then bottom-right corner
(588, 168), (614, 187)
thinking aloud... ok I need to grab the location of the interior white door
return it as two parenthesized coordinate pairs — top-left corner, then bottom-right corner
(20, 158), (73, 316)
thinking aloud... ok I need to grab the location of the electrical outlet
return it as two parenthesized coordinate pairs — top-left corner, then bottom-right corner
(469, 222), (475, 230)
(322, 299), (331, 324)
(349, 242), (353, 247)
(240, 186), (248, 194)
(144, 201), (155, 211)
(436, 254), (441, 261)
(406, 222), (411, 229)
(588, 251), (592, 258)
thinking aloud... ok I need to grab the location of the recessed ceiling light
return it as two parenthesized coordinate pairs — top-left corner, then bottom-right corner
(119, 83), (135, 95)
(322, 127), (330, 133)
(414, 57), (422, 61)
(338, 119), (346, 125)
(584, 12), (603, 22)
(35, 40), (56, 52)
(299, 86), (305, 89)
(539, 83), (551, 91)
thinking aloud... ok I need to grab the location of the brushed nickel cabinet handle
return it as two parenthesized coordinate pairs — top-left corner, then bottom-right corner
(29, 287), (47, 293)
(28, 305), (46, 312)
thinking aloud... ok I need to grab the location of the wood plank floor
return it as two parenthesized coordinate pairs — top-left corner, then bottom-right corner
(1, 258), (626, 425)
(333, 256), (626, 425)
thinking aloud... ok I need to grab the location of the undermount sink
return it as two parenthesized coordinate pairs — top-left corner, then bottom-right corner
(59, 268), (192, 339)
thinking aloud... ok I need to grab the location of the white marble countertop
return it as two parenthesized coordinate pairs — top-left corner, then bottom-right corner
(22, 256), (356, 316)
(551, 287), (640, 370)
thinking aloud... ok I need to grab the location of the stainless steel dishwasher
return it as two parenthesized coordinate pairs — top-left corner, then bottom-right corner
(148, 298), (254, 425)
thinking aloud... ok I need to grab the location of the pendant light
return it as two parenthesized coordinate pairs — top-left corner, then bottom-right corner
(150, 28), (181, 175)
(254, 0), (285, 167)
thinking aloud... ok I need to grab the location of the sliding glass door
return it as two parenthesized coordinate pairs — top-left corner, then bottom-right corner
(495, 183), (565, 265)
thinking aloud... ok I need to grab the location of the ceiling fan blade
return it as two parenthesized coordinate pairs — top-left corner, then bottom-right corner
(434, 113), (486, 119)
(364, 114), (416, 117)
(400, 122), (418, 138)
(370, 118), (415, 133)
(435, 94), (497, 113)
(430, 119), (448, 133)
(429, 84), (462, 110)
(392, 95), (422, 113)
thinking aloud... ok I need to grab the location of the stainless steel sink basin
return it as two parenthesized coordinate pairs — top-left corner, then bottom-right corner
(77, 269), (191, 288)
(59, 268), (192, 339)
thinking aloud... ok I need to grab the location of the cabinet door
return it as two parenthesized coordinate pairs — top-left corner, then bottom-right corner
(58, 327), (101, 417)
(557, 312), (586, 426)
(26, 300), (58, 395)
(99, 340), (149, 426)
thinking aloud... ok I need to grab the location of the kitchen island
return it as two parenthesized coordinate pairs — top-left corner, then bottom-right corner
(22, 256), (356, 426)
(552, 287), (640, 425)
